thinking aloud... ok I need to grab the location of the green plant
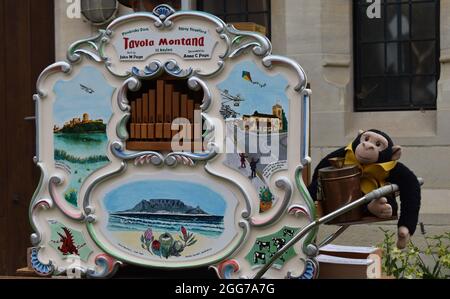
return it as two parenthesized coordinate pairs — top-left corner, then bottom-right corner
(378, 227), (450, 279)
(259, 187), (273, 203)
(64, 189), (78, 206)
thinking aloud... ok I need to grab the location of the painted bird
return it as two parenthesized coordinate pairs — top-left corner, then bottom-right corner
(57, 227), (79, 256)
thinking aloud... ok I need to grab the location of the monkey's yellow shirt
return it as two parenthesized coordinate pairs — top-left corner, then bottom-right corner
(344, 143), (397, 194)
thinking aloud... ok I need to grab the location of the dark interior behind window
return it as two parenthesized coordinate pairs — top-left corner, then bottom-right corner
(196, 0), (271, 39)
(354, 0), (440, 111)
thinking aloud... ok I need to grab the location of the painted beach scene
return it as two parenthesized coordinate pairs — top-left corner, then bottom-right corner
(217, 60), (290, 213)
(53, 66), (114, 206)
(104, 180), (227, 259)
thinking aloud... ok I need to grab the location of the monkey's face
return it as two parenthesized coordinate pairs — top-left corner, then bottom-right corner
(355, 131), (389, 164)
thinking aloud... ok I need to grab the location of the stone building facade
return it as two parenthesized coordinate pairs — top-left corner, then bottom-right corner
(53, 0), (450, 219)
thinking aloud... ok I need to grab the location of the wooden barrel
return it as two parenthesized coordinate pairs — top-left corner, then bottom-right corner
(319, 162), (363, 224)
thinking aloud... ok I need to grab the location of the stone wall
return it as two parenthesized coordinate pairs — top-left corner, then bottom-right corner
(53, 0), (450, 192)
(272, 0), (450, 192)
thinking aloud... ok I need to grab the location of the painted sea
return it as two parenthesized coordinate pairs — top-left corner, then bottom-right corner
(54, 132), (109, 206)
(107, 214), (225, 238)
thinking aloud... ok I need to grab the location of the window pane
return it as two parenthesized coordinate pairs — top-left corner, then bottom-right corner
(248, 13), (268, 29)
(386, 42), (410, 74)
(359, 5), (384, 42)
(411, 2), (436, 39)
(387, 77), (410, 107)
(201, 0), (224, 14)
(226, 0), (247, 14)
(411, 41), (436, 74)
(361, 43), (385, 75)
(356, 78), (385, 107)
(386, 4), (410, 41)
(197, 0), (271, 38)
(248, 0), (268, 12)
(225, 14), (247, 23)
(386, 0), (409, 4)
(412, 76), (436, 107)
(359, 77), (410, 109)
(354, 0), (438, 111)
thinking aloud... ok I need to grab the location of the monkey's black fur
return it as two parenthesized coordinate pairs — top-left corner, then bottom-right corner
(308, 130), (421, 235)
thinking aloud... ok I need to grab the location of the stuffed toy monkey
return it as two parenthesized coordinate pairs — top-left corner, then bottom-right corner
(308, 129), (421, 249)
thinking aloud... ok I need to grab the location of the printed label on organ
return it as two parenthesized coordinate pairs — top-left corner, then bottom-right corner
(113, 25), (216, 61)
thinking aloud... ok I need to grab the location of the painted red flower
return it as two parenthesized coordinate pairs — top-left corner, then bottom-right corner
(181, 226), (187, 238)
(151, 240), (161, 251)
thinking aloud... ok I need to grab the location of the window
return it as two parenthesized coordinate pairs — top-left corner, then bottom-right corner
(354, 0), (440, 111)
(196, 0), (271, 39)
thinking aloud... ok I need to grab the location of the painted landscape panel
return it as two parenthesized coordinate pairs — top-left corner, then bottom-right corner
(217, 60), (290, 213)
(103, 180), (229, 259)
(53, 66), (114, 206)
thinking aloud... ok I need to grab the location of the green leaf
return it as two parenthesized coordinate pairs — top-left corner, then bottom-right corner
(432, 262), (442, 277)
(187, 239), (197, 246)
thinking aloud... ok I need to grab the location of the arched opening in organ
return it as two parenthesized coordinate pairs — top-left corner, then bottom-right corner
(126, 75), (204, 152)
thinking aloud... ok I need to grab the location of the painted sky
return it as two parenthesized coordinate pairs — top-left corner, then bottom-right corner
(104, 180), (227, 216)
(218, 60), (289, 118)
(53, 66), (115, 127)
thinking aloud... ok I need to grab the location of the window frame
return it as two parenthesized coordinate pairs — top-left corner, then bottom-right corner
(353, 0), (440, 112)
(196, 0), (272, 40)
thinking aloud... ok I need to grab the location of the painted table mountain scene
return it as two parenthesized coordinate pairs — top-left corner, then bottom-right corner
(115, 199), (210, 215)
(110, 199), (224, 259)
(104, 180), (230, 259)
(109, 198), (224, 237)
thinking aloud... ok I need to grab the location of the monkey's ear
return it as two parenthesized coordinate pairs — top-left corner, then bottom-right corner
(358, 129), (365, 135)
(392, 145), (402, 161)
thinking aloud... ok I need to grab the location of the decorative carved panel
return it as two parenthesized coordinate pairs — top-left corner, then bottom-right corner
(30, 5), (316, 279)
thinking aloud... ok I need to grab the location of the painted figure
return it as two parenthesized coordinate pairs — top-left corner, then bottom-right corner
(239, 153), (247, 168)
(250, 158), (260, 178)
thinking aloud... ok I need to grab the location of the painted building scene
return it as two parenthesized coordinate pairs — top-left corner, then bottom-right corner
(218, 59), (290, 214)
(241, 103), (286, 134)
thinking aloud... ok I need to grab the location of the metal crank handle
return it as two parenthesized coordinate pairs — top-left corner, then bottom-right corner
(253, 186), (392, 279)
(254, 178), (424, 279)
(364, 184), (399, 201)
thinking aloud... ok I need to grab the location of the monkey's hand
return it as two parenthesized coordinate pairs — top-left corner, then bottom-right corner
(368, 197), (393, 219)
(397, 226), (410, 249)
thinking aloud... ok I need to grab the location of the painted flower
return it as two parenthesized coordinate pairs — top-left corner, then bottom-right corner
(144, 228), (153, 242)
(181, 226), (187, 238)
(174, 241), (184, 252)
(151, 240), (161, 251)
(159, 233), (174, 259)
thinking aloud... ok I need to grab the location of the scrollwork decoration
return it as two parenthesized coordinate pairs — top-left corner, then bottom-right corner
(30, 247), (55, 277)
(86, 254), (123, 279)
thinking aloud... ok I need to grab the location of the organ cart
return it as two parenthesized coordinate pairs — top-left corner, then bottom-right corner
(29, 4), (422, 279)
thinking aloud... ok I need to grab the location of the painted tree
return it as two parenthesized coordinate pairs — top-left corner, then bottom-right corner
(282, 110), (288, 133)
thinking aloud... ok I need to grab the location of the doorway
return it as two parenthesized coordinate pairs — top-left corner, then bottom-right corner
(0, 0), (55, 276)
